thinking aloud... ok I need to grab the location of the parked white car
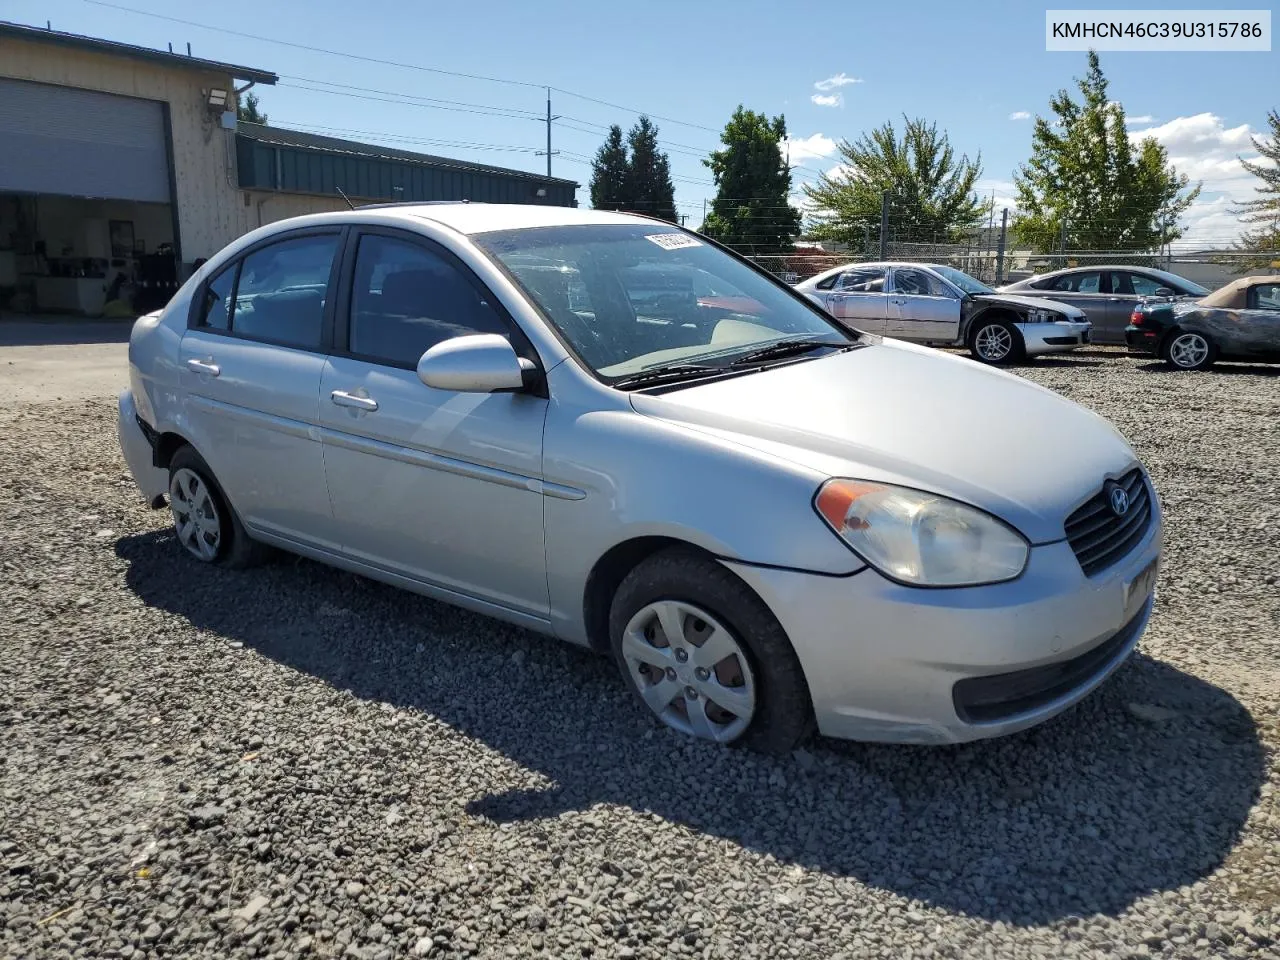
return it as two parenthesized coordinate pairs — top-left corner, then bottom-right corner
(118, 204), (1159, 750)
(795, 261), (1092, 364)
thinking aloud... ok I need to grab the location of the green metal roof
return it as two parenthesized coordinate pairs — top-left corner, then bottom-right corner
(0, 20), (278, 85)
(237, 124), (578, 187)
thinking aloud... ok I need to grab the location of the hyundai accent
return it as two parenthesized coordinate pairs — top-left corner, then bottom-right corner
(117, 204), (1161, 751)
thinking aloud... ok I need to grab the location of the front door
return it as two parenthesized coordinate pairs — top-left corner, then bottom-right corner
(884, 267), (962, 341)
(317, 229), (550, 616)
(179, 229), (344, 549)
(1034, 271), (1114, 338)
(825, 266), (889, 335)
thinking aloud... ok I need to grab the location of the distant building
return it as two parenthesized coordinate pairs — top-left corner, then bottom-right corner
(0, 21), (578, 315)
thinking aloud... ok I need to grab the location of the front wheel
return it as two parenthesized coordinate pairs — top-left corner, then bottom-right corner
(968, 319), (1026, 365)
(1162, 330), (1216, 371)
(609, 548), (813, 753)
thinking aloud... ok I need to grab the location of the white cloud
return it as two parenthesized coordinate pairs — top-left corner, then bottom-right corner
(811, 94), (842, 107)
(785, 133), (837, 164)
(1129, 113), (1272, 247)
(814, 72), (863, 91)
(975, 178), (1019, 217)
(1125, 114), (1156, 125)
(1008, 111), (1031, 121)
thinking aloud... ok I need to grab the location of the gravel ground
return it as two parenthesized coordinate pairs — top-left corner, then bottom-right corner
(2, 346), (1278, 960)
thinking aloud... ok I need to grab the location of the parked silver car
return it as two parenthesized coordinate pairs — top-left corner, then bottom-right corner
(794, 261), (1091, 364)
(118, 204), (1161, 750)
(999, 266), (1210, 344)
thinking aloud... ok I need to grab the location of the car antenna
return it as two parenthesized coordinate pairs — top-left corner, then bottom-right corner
(335, 186), (355, 210)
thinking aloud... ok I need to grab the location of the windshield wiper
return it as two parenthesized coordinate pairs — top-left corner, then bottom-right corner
(726, 338), (854, 367)
(611, 363), (728, 390)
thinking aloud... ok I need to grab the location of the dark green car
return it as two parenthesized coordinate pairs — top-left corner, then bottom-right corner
(1126, 275), (1280, 370)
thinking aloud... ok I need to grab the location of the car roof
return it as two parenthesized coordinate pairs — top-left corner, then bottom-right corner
(370, 202), (655, 235)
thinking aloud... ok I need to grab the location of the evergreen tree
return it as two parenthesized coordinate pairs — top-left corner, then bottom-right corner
(1013, 50), (1199, 252)
(625, 116), (678, 222)
(237, 91), (268, 125)
(1234, 108), (1280, 267)
(803, 117), (984, 245)
(700, 106), (801, 254)
(589, 125), (629, 211)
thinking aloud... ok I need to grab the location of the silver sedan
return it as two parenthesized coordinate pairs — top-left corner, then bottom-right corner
(118, 204), (1160, 750)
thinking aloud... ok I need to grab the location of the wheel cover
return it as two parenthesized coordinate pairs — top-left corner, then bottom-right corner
(621, 600), (757, 743)
(169, 467), (221, 562)
(975, 324), (1012, 360)
(1169, 333), (1209, 368)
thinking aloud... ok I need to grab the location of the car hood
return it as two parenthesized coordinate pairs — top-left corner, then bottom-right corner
(629, 339), (1137, 543)
(972, 292), (1087, 320)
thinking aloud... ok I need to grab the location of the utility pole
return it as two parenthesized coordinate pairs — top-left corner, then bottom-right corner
(995, 208), (1009, 283)
(878, 190), (890, 259)
(536, 87), (560, 178)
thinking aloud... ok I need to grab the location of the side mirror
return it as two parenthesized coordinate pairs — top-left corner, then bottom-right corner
(1155, 287), (1175, 297)
(416, 334), (536, 393)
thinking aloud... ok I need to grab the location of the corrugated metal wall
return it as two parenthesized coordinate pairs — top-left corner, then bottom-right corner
(236, 136), (577, 208)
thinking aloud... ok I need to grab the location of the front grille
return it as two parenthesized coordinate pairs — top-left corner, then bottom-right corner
(953, 608), (1146, 724)
(1065, 468), (1152, 577)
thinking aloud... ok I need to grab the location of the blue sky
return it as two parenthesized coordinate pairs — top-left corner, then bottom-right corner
(10, 0), (1277, 245)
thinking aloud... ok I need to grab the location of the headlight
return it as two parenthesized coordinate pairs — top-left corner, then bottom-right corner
(1026, 309), (1054, 323)
(814, 479), (1029, 587)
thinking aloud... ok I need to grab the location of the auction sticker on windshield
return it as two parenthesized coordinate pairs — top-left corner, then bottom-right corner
(645, 233), (703, 250)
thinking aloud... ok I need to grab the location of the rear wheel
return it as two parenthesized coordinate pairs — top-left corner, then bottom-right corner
(167, 446), (266, 568)
(1162, 330), (1216, 371)
(968, 319), (1025, 365)
(609, 548), (813, 753)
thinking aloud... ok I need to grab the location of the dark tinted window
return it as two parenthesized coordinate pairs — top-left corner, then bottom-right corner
(349, 234), (509, 367)
(198, 266), (235, 330)
(1112, 272), (1169, 296)
(230, 234), (339, 350)
(1048, 271), (1101, 293)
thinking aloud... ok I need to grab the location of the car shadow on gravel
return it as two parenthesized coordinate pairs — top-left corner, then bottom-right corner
(117, 531), (1265, 927)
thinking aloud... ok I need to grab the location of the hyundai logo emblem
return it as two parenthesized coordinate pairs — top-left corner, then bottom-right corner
(1109, 485), (1130, 517)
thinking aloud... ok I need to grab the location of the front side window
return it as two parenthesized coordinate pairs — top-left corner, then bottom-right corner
(1251, 283), (1280, 311)
(198, 266), (234, 330)
(891, 268), (950, 297)
(1115, 272), (1168, 296)
(229, 234), (340, 350)
(473, 224), (854, 379)
(349, 234), (509, 367)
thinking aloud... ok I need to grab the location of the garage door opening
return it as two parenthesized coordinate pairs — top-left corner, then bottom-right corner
(0, 77), (182, 318)
(0, 193), (177, 317)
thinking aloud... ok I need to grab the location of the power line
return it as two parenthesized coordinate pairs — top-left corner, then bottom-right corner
(279, 75), (544, 120)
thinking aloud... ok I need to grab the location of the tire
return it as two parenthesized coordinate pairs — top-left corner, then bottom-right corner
(968, 318), (1026, 365)
(1161, 329), (1216, 371)
(608, 548), (814, 754)
(167, 446), (267, 568)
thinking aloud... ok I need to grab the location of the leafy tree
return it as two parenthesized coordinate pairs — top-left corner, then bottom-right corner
(625, 116), (677, 223)
(803, 116), (984, 246)
(1013, 50), (1199, 252)
(1234, 108), (1280, 267)
(237, 91), (268, 125)
(700, 106), (801, 254)
(589, 125), (629, 211)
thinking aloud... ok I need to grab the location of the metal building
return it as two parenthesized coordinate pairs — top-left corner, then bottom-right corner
(0, 20), (579, 316)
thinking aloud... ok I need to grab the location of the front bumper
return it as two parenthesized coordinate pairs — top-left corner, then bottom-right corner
(724, 506), (1161, 744)
(1019, 320), (1092, 355)
(117, 389), (169, 504)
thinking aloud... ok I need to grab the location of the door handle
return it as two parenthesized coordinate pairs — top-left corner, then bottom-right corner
(330, 390), (378, 412)
(186, 358), (220, 377)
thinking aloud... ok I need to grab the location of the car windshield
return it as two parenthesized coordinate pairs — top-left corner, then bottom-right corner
(473, 224), (854, 379)
(1149, 268), (1210, 296)
(929, 265), (993, 295)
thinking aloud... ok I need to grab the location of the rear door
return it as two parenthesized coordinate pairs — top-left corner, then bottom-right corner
(884, 267), (962, 341)
(179, 228), (344, 549)
(825, 266), (889, 334)
(1032, 271), (1113, 335)
(1107, 271), (1173, 342)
